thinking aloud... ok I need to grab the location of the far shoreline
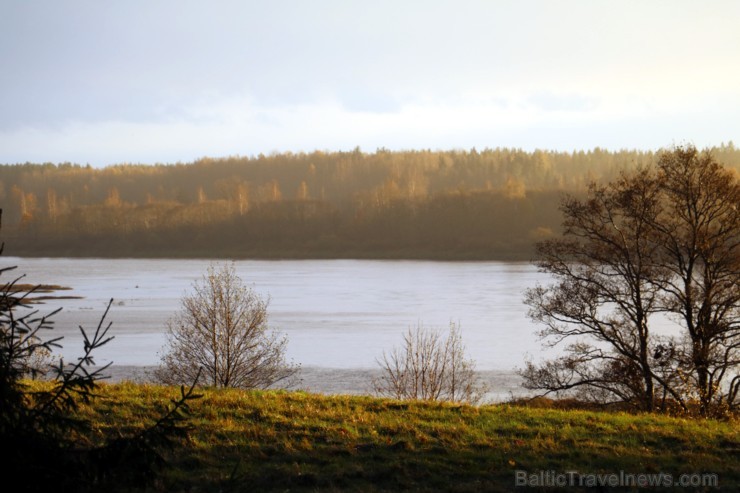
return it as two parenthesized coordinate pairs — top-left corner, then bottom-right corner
(3, 246), (538, 263)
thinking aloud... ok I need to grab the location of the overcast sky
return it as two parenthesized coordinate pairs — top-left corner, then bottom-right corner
(1, 1), (739, 166)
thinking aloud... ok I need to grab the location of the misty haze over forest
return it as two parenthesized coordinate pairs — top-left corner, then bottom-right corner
(4, 145), (739, 259)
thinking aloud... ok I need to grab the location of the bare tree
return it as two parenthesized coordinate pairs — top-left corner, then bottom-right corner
(155, 262), (298, 389)
(372, 323), (485, 404)
(523, 168), (670, 411)
(650, 147), (740, 415)
(523, 146), (740, 415)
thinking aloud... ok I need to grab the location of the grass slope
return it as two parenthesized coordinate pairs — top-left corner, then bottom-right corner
(75, 383), (738, 492)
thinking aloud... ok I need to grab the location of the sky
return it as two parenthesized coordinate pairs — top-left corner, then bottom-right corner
(1, 0), (739, 166)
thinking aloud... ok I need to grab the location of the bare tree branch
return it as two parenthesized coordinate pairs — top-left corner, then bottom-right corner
(155, 262), (299, 389)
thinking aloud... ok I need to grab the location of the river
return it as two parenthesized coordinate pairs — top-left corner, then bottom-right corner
(7, 257), (559, 400)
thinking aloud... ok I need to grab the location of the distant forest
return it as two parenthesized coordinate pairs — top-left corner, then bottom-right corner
(3, 144), (740, 260)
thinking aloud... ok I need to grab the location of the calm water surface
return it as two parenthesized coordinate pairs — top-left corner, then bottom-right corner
(9, 257), (559, 398)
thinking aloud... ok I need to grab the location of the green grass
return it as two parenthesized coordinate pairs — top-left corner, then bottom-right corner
(70, 382), (738, 492)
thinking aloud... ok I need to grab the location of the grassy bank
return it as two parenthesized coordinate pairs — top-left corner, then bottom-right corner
(70, 382), (738, 492)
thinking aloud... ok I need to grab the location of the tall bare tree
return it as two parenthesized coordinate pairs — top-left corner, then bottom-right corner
(524, 146), (739, 415)
(650, 147), (740, 414)
(523, 168), (669, 410)
(156, 262), (298, 389)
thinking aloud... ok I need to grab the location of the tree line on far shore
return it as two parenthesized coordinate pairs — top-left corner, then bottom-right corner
(4, 144), (739, 259)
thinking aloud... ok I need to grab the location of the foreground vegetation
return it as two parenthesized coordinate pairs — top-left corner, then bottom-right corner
(68, 382), (738, 492)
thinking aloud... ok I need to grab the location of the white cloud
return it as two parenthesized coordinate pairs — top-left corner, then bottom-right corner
(2, 1), (739, 164)
(4, 82), (737, 166)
